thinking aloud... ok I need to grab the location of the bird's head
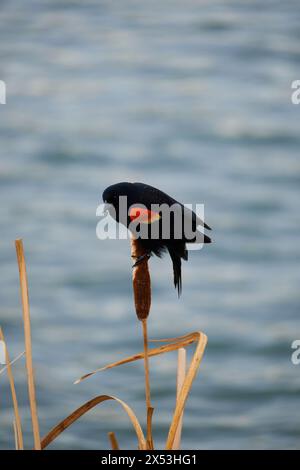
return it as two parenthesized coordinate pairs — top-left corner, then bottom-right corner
(102, 182), (134, 221)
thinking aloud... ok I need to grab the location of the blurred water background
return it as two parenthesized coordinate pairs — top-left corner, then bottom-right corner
(1, 0), (300, 449)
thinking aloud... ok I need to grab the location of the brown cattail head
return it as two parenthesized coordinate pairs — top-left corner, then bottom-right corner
(131, 238), (151, 320)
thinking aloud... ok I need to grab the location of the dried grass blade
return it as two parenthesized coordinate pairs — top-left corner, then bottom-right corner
(41, 395), (147, 450)
(15, 239), (41, 450)
(75, 332), (198, 384)
(165, 332), (208, 449)
(172, 348), (186, 450)
(149, 332), (196, 343)
(108, 431), (119, 450)
(0, 328), (24, 449)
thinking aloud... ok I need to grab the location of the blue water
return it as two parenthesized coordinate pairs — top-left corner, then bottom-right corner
(1, 0), (300, 449)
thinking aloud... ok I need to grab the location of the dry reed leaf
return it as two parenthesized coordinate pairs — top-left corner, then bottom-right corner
(108, 431), (119, 450)
(15, 239), (41, 450)
(0, 328), (24, 449)
(172, 348), (186, 450)
(149, 331), (197, 343)
(74, 331), (207, 450)
(40, 395), (147, 450)
(165, 332), (207, 449)
(75, 332), (199, 383)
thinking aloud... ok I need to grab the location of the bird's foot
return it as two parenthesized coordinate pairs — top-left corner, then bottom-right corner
(132, 252), (151, 268)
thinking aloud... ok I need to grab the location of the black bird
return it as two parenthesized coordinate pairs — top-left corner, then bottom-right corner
(102, 182), (211, 296)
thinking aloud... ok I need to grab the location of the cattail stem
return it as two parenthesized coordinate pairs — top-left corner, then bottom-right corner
(131, 237), (154, 449)
(142, 319), (151, 410)
(142, 319), (154, 449)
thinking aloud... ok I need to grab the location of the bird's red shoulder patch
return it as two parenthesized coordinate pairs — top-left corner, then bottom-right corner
(129, 206), (161, 224)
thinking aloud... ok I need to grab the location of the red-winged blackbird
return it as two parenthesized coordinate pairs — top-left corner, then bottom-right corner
(102, 182), (212, 296)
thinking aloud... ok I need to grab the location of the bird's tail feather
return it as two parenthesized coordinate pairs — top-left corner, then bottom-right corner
(168, 248), (182, 297)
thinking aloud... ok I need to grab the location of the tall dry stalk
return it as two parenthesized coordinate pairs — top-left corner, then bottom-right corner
(130, 237), (154, 449)
(15, 239), (41, 450)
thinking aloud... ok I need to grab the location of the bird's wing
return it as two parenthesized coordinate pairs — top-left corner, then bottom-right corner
(133, 182), (211, 230)
(181, 204), (211, 231)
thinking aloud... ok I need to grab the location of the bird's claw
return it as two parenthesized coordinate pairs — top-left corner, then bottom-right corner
(132, 253), (151, 268)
